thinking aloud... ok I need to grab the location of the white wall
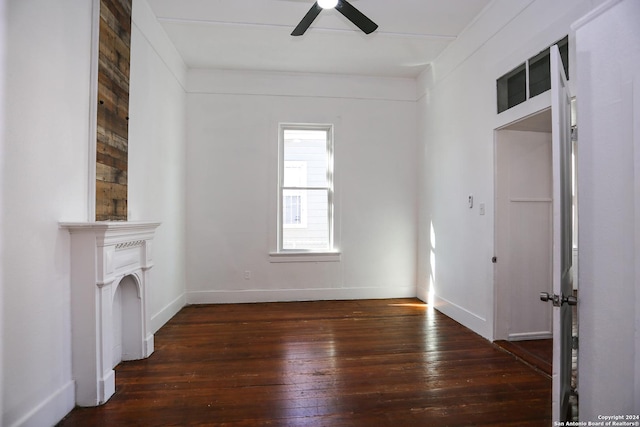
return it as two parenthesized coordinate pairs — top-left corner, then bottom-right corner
(128, 0), (188, 333)
(2, 0), (93, 425)
(0, 0), (6, 420)
(574, 0), (640, 417)
(416, 0), (605, 340)
(186, 70), (418, 303)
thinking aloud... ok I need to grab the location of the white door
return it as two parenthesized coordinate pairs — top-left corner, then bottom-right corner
(495, 125), (553, 341)
(548, 44), (576, 422)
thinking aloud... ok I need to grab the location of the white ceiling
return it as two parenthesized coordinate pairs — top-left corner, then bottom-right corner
(145, 0), (492, 78)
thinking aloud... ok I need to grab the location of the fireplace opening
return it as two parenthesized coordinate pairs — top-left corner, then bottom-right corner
(112, 274), (144, 369)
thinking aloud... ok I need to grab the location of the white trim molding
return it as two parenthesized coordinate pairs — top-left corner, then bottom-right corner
(187, 286), (416, 305)
(86, 0), (100, 221)
(269, 251), (341, 263)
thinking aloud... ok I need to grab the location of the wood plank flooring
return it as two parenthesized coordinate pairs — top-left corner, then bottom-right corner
(494, 339), (553, 377)
(57, 299), (551, 426)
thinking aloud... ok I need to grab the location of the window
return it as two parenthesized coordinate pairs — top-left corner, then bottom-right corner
(497, 36), (569, 113)
(277, 124), (334, 252)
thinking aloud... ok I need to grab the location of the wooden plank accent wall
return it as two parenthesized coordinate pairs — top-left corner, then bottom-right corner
(96, 0), (132, 221)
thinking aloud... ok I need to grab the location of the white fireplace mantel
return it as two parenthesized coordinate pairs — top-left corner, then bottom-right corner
(60, 221), (160, 407)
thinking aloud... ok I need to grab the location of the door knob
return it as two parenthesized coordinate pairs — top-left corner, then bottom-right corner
(540, 292), (560, 306)
(540, 292), (577, 307)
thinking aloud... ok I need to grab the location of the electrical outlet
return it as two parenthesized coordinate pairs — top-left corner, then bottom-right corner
(244, 270), (251, 280)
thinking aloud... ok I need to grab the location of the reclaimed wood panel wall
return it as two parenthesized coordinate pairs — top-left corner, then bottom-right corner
(96, 0), (132, 221)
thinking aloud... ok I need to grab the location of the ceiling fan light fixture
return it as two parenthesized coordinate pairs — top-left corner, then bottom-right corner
(318, 0), (338, 9)
(291, 0), (377, 36)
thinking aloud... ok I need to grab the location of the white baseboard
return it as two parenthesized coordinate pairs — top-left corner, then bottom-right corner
(416, 284), (429, 303)
(99, 370), (115, 406)
(150, 291), (186, 333)
(7, 380), (75, 427)
(186, 286), (417, 305)
(508, 331), (553, 341)
(144, 334), (154, 357)
(432, 294), (492, 340)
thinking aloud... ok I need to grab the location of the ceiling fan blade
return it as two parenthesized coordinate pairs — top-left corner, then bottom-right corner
(291, 2), (322, 36)
(335, 0), (378, 34)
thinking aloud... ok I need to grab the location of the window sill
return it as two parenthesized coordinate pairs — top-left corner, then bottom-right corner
(269, 251), (341, 263)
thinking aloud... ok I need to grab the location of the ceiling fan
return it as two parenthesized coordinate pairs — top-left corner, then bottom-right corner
(291, 0), (378, 36)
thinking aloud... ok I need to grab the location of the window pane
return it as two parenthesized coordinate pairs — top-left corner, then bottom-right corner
(497, 63), (526, 113)
(283, 191), (304, 226)
(282, 189), (329, 250)
(283, 129), (328, 187)
(529, 49), (551, 98)
(283, 194), (301, 224)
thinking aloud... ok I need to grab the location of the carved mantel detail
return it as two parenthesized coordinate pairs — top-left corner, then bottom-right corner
(115, 240), (145, 250)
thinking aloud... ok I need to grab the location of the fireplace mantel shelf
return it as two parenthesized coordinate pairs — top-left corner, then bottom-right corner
(60, 221), (161, 237)
(60, 220), (161, 229)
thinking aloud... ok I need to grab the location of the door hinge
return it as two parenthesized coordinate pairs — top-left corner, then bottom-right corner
(572, 335), (579, 350)
(571, 126), (578, 142)
(492, 256), (497, 263)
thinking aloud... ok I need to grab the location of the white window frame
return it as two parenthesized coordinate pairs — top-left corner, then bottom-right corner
(271, 123), (340, 262)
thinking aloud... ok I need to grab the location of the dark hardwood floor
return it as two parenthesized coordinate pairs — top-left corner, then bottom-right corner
(494, 339), (553, 377)
(57, 299), (551, 426)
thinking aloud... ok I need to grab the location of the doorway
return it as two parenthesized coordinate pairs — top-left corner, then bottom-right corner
(494, 105), (579, 394)
(495, 108), (553, 346)
(494, 45), (578, 421)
